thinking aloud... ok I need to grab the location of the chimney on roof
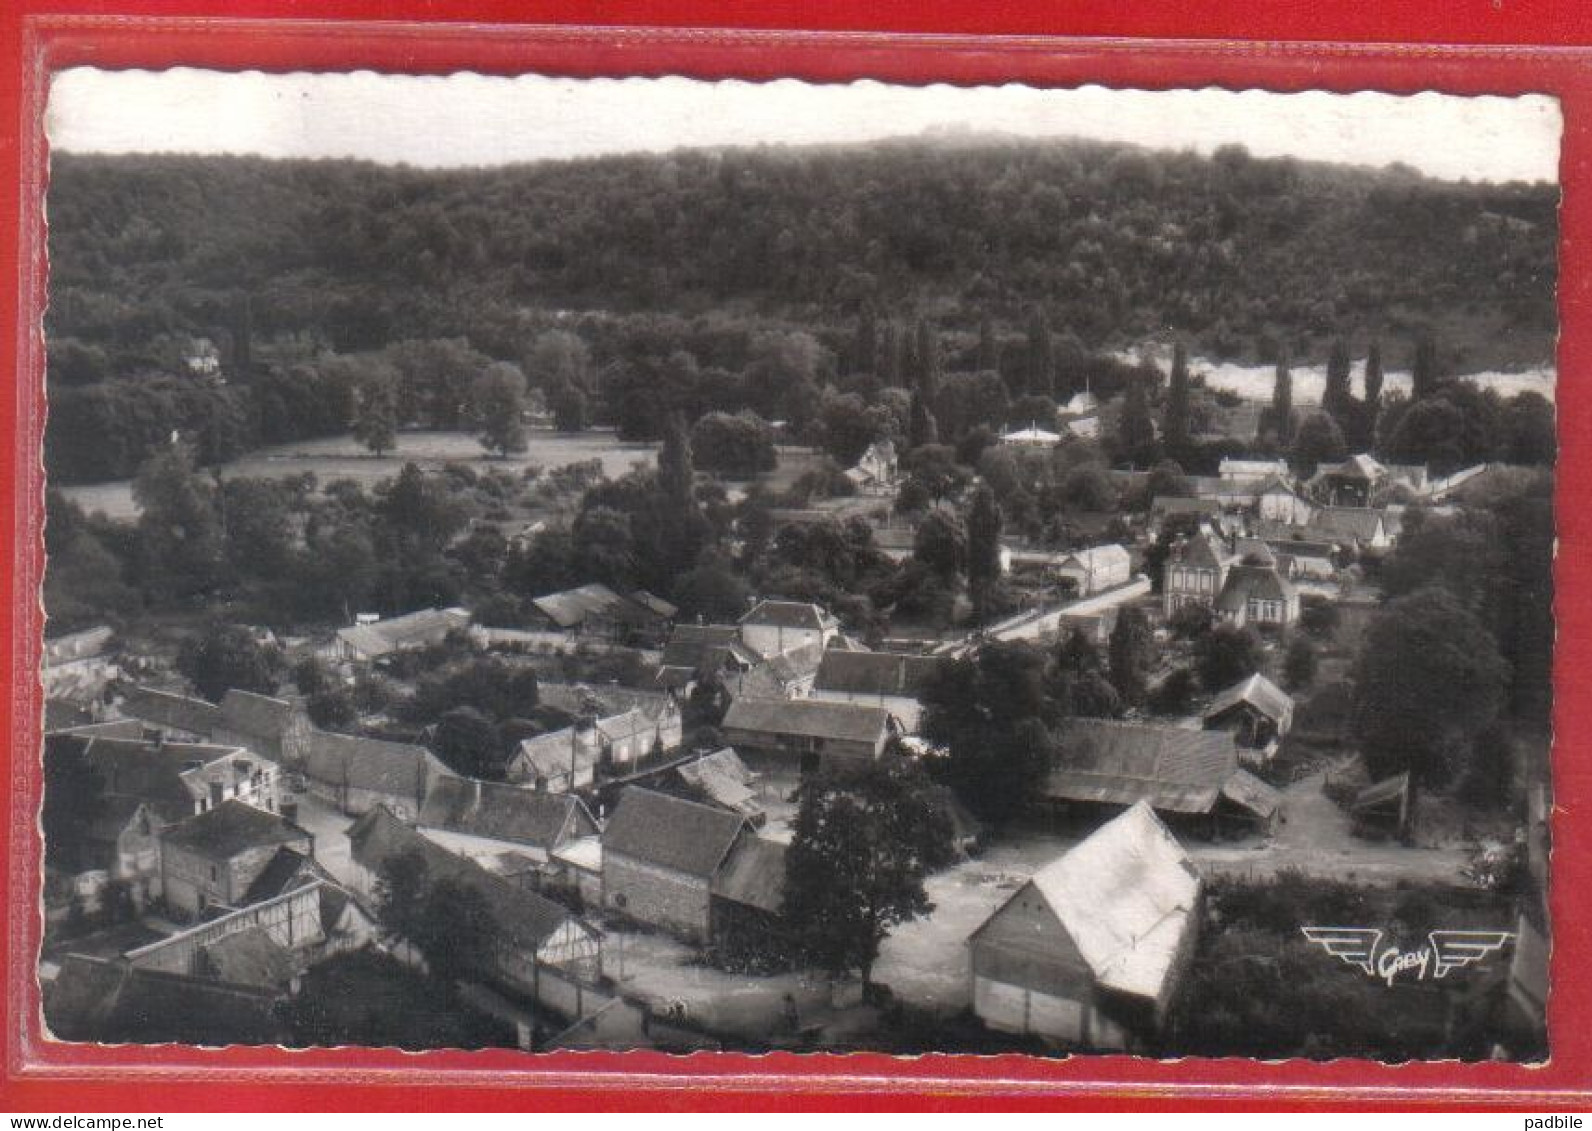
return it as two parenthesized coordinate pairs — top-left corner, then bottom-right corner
(468, 777), (482, 816)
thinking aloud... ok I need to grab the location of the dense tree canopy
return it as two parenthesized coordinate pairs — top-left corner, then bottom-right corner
(781, 756), (954, 984)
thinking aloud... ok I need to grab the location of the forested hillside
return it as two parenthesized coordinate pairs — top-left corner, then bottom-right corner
(44, 140), (1557, 481)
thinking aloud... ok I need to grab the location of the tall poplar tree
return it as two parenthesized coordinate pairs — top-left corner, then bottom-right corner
(1412, 333), (1441, 400)
(1026, 308), (1055, 398)
(1162, 341), (1192, 457)
(1268, 348), (1295, 446)
(966, 483), (1004, 625)
(1323, 338), (1353, 423)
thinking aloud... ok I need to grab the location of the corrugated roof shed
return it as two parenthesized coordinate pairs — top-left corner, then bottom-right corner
(1220, 769), (1282, 821)
(1046, 720), (1238, 815)
(722, 697), (893, 744)
(603, 787), (747, 879)
(531, 584), (642, 630)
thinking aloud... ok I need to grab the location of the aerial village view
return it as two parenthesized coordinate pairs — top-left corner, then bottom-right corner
(36, 74), (1556, 1061)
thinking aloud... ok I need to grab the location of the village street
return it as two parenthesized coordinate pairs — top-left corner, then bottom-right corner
(600, 927), (876, 1047)
(288, 791), (360, 887)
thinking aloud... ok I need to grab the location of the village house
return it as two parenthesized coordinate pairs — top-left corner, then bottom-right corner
(331, 606), (472, 665)
(1255, 476), (1315, 525)
(653, 623), (762, 694)
(158, 799), (315, 919)
(212, 689), (313, 765)
(809, 649), (944, 734)
(1307, 506), (1394, 553)
(348, 807), (604, 995)
(1218, 457), (1290, 485)
(44, 731), (286, 910)
(968, 802), (1202, 1050)
(115, 684), (311, 766)
(1162, 530), (1235, 618)
(843, 439), (900, 496)
(1150, 496), (1231, 537)
(1259, 535), (1338, 581)
(300, 729), (448, 819)
(1186, 475), (1266, 508)
(1042, 718), (1280, 836)
(738, 599), (840, 659)
(113, 685), (222, 744)
(527, 583), (676, 646)
(507, 703), (684, 793)
(417, 775), (599, 886)
(600, 786), (751, 944)
(721, 697), (898, 775)
(1051, 544), (1133, 596)
(1202, 672), (1295, 766)
(1214, 558), (1300, 629)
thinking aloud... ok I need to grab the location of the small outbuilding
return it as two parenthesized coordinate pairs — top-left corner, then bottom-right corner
(1202, 672), (1294, 764)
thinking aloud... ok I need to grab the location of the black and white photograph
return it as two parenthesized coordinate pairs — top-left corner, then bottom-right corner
(35, 69), (1558, 1062)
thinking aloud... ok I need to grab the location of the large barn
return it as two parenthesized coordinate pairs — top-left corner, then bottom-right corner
(1042, 719), (1280, 835)
(969, 802), (1202, 1050)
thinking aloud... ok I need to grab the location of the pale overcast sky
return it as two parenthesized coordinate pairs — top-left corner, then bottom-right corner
(46, 68), (1562, 184)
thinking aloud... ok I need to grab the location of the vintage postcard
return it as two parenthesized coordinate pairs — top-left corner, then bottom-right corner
(27, 58), (1559, 1077)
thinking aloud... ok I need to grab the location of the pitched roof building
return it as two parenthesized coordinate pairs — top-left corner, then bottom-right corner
(418, 775), (598, 863)
(721, 697), (896, 774)
(1202, 673), (1295, 763)
(334, 607), (471, 663)
(158, 799), (314, 919)
(1045, 719), (1279, 830)
(348, 806), (602, 989)
(1214, 560), (1299, 629)
(601, 787), (751, 943)
(300, 730), (446, 819)
(810, 650), (944, 733)
(529, 584), (675, 643)
(969, 802), (1202, 1049)
(738, 599), (840, 659)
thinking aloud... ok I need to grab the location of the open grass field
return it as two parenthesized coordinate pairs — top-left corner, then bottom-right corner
(59, 428), (660, 521)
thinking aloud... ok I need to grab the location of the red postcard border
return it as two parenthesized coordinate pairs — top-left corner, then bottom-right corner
(2, 9), (1589, 1112)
